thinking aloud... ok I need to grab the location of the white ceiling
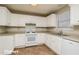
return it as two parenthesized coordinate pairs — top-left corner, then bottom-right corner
(4, 4), (66, 16)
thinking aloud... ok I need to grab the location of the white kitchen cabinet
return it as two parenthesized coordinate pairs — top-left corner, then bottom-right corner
(69, 4), (79, 26)
(45, 34), (54, 50)
(9, 14), (20, 26)
(52, 36), (61, 54)
(14, 33), (45, 48)
(23, 16), (47, 27)
(0, 6), (10, 26)
(36, 33), (46, 44)
(9, 14), (27, 26)
(61, 38), (79, 55)
(45, 34), (79, 55)
(0, 35), (14, 54)
(14, 34), (26, 48)
(36, 17), (47, 27)
(47, 14), (57, 27)
(9, 14), (47, 27)
(45, 34), (61, 54)
(6, 9), (11, 26)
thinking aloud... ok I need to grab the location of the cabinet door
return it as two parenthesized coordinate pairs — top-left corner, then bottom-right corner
(36, 18), (47, 27)
(9, 14), (47, 27)
(45, 34), (61, 54)
(0, 36), (14, 49)
(0, 36), (14, 54)
(36, 33), (46, 44)
(61, 39), (79, 55)
(14, 34), (25, 47)
(10, 14), (19, 26)
(70, 5), (79, 25)
(0, 7), (8, 25)
(50, 35), (61, 54)
(47, 14), (57, 27)
(53, 36), (61, 54)
(45, 34), (55, 50)
(7, 11), (11, 26)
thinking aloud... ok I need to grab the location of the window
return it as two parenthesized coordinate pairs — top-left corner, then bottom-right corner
(56, 6), (70, 28)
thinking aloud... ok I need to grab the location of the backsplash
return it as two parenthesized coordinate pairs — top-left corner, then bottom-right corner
(47, 27), (79, 36)
(6, 27), (56, 33)
(0, 26), (79, 36)
(0, 26), (49, 33)
(6, 27), (25, 33)
(0, 26), (57, 34)
(36, 27), (48, 32)
(73, 25), (79, 30)
(0, 26), (7, 33)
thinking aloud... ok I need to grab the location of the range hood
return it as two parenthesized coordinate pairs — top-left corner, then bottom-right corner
(25, 23), (36, 33)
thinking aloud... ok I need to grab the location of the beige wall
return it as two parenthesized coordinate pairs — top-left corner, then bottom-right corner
(6, 27), (48, 33)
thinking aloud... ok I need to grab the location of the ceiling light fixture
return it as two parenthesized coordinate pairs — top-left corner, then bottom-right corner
(31, 4), (38, 6)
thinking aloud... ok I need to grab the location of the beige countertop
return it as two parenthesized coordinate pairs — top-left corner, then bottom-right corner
(38, 32), (79, 43)
(48, 33), (79, 43)
(62, 35), (79, 43)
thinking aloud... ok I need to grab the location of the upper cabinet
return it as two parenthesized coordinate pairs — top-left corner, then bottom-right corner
(9, 14), (47, 27)
(69, 4), (79, 26)
(47, 14), (57, 27)
(36, 17), (47, 27)
(9, 14), (23, 26)
(0, 6), (10, 26)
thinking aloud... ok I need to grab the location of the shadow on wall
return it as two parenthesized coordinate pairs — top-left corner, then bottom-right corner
(0, 26), (7, 33)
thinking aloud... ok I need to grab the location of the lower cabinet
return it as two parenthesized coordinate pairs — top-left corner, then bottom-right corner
(14, 33), (46, 48)
(45, 34), (79, 55)
(0, 35), (14, 54)
(52, 36), (61, 54)
(36, 33), (46, 44)
(61, 38), (79, 55)
(14, 34), (26, 48)
(45, 34), (62, 54)
(14, 33), (79, 55)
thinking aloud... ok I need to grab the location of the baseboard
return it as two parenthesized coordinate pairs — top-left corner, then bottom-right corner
(15, 45), (26, 48)
(14, 43), (44, 48)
